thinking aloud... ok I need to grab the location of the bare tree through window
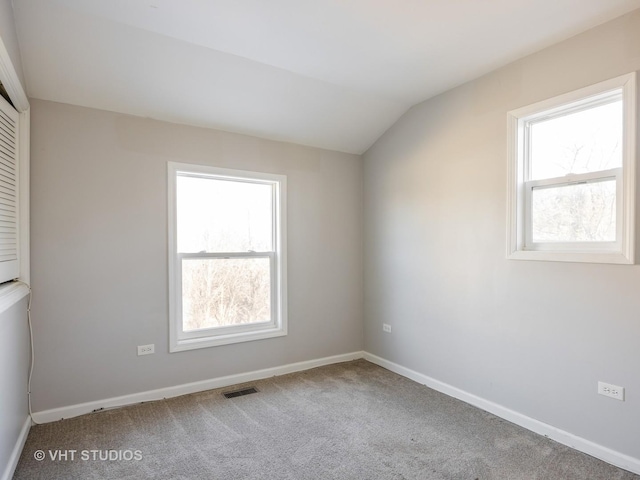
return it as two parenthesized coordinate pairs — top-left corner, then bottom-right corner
(177, 175), (274, 331)
(529, 100), (621, 243)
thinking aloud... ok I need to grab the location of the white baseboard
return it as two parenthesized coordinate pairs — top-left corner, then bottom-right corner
(32, 351), (365, 424)
(29, 350), (640, 475)
(363, 352), (640, 476)
(1, 416), (30, 480)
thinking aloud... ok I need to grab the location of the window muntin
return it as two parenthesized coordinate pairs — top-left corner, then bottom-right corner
(169, 163), (287, 351)
(507, 73), (636, 264)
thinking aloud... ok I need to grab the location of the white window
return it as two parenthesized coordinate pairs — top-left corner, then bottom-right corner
(168, 162), (287, 352)
(507, 73), (636, 264)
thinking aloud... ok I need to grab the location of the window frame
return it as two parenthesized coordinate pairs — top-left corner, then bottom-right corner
(168, 162), (287, 352)
(507, 72), (636, 264)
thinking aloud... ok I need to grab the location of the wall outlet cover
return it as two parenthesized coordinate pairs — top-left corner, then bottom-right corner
(137, 344), (155, 356)
(598, 381), (624, 401)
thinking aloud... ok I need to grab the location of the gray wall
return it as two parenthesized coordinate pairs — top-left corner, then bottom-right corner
(30, 99), (363, 412)
(363, 10), (640, 459)
(0, 297), (30, 479)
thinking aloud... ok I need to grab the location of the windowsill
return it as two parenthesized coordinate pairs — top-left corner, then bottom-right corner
(508, 250), (633, 265)
(0, 282), (29, 316)
(171, 325), (287, 352)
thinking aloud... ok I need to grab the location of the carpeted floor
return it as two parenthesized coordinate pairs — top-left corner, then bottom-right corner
(13, 360), (639, 479)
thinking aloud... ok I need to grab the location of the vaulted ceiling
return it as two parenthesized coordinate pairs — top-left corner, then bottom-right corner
(13, 0), (640, 153)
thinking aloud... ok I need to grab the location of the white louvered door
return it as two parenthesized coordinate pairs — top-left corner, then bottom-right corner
(0, 94), (19, 283)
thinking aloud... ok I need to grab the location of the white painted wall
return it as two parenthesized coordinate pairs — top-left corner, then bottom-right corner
(0, 296), (30, 480)
(363, 9), (640, 461)
(29, 99), (363, 412)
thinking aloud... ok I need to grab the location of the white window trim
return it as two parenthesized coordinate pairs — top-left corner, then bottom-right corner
(507, 72), (636, 264)
(168, 162), (287, 352)
(18, 108), (29, 284)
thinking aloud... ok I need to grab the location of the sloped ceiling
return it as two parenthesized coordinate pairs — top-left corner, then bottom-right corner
(13, 0), (640, 153)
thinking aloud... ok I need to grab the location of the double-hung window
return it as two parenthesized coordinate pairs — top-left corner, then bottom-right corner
(168, 162), (287, 352)
(507, 73), (636, 264)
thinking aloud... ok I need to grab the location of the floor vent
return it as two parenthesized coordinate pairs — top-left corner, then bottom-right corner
(223, 387), (259, 399)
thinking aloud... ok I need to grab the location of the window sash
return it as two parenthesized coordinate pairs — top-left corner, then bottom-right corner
(176, 171), (278, 254)
(176, 252), (278, 340)
(522, 92), (623, 183)
(523, 168), (622, 251)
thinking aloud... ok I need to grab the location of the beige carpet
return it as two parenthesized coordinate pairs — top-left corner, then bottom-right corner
(14, 360), (639, 479)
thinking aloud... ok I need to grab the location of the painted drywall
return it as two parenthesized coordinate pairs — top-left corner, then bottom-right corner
(29, 99), (363, 412)
(364, 9), (640, 460)
(0, 4), (29, 477)
(0, 0), (25, 90)
(0, 296), (30, 479)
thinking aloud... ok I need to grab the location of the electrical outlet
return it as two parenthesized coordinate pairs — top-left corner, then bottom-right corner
(137, 344), (155, 356)
(598, 381), (624, 401)
(383, 324), (392, 333)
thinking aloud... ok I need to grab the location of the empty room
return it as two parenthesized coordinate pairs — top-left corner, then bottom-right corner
(1, 0), (640, 478)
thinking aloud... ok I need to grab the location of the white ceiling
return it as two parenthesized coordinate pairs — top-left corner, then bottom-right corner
(13, 0), (640, 154)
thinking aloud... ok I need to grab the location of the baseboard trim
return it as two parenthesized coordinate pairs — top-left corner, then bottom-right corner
(1, 416), (30, 480)
(363, 352), (640, 476)
(30, 350), (640, 475)
(32, 351), (365, 424)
